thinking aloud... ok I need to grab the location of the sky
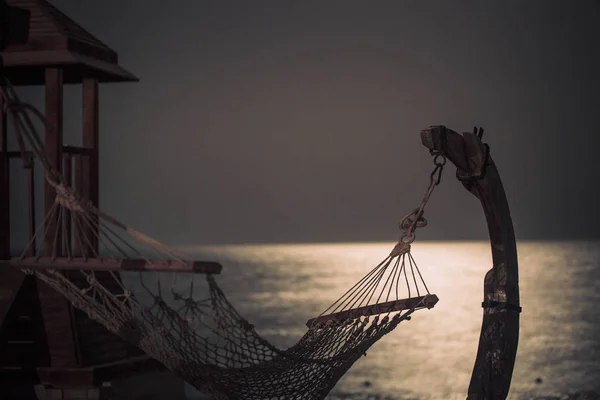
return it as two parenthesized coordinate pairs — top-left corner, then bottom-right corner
(9, 0), (600, 245)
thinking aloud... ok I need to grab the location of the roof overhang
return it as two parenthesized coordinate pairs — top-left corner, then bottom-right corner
(1, 50), (139, 86)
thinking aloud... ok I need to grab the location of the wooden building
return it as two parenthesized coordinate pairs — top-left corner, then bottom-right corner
(0, 1), (184, 399)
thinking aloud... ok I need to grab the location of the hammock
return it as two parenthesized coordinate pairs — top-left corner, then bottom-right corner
(0, 78), (444, 400)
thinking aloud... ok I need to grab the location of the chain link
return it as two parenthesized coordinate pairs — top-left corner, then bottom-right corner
(398, 152), (447, 244)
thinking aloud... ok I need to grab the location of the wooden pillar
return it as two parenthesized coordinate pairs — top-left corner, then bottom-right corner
(27, 156), (36, 256)
(81, 77), (99, 256)
(0, 90), (9, 260)
(0, 92), (21, 329)
(62, 153), (71, 256)
(43, 68), (63, 257)
(37, 68), (80, 368)
(420, 126), (520, 400)
(73, 154), (84, 257)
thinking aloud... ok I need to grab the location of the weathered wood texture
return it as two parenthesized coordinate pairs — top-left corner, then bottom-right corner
(43, 67), (63, 257)
(2, 257), (223, 273)
(0, 1), (154, 389)
(37, 67), (82, 370)
(306, 294), (438, 328)
(62, 153), (72, 255)
(80, 78), (99, 255)
(36, 275), (81, 368)
(27, 156), (35, 255)
(420, 126), (520, 400)
(73, 153), (86, 256)
(3, 0), (138, 85)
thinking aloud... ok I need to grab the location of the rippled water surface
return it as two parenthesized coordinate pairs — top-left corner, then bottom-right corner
(174, 241), (600, 400)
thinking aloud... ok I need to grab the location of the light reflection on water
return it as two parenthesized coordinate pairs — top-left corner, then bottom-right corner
(173, 241), (600, 400)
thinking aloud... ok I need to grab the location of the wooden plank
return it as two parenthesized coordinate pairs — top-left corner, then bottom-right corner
(36, 278), (81, 368)
(38, 68), (82, 370)
(1, 150), (94, 160)
(81, 78), (99, 255)
(420, 126), (469, 171)
(62, 153), (72, 256)
(73, 154), (85, 257)
(27, 156), (36, 256)
(3, 257), (223, 274)
(43, 67), (63, 257)
(306, 294), (438, 328)
(0, 90), (9, 260)
(0, 268), (26, 328)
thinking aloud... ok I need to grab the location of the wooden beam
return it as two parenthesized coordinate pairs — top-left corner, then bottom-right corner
(420, 125), (469, 171)
(306, 294), (438, 328)
(27, 156), (36, 256)
(62, 154), (72, 256)
(420, 126), (520, 400)
(63, 145), (93, 156)
(0, 268), (26, 328)
(36, 278), (81, 368)
(39, 68), (82, 369)
(73, 154), (85, 257)
(0, 89), (9, 259)
(2, 257), (223, 274)
(44, 68), (63, 257)
(82, 78), (99, 255)
(6, 148), (91, 158)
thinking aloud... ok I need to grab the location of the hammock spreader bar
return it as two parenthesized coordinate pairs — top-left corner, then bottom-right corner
(1, 256), (222, 274)
(306, 294), (439, 328)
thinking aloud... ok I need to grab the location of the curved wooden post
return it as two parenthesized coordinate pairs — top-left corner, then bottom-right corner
(420, 126), (520, 400)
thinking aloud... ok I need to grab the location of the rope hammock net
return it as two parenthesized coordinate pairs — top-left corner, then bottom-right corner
(1, 79), (443, 400)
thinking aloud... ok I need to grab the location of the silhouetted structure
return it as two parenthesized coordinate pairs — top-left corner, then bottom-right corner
(0, 2), (521, 399)
(0, 1), (182, 399)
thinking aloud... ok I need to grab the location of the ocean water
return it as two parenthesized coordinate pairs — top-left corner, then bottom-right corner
(173, 241), (600, 400)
